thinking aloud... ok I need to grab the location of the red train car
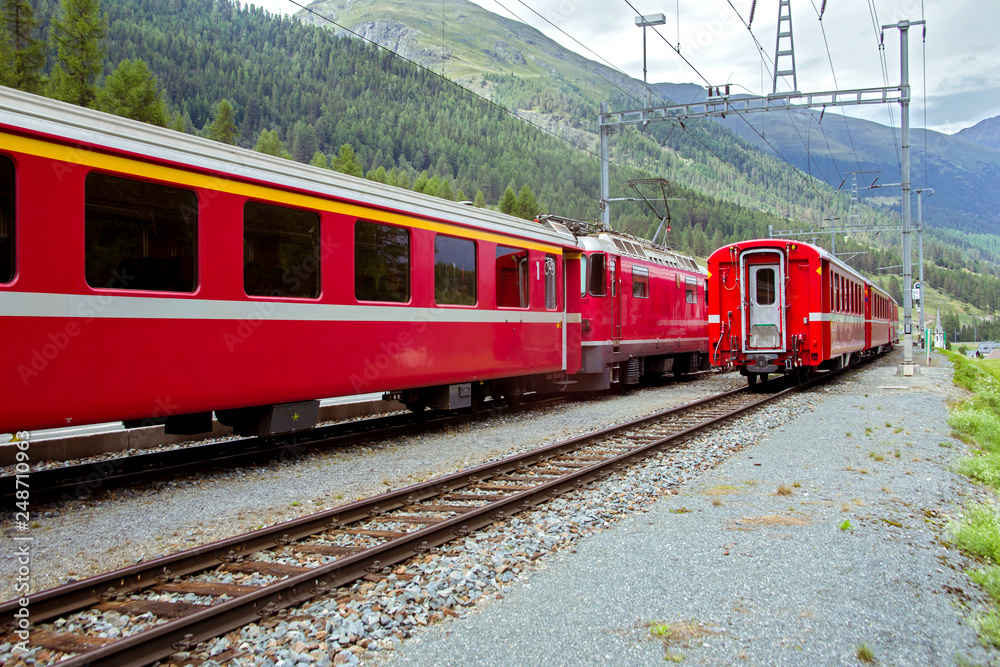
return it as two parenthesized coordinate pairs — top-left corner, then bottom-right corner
(0, 87), (582, 435)
(549, 220), (709, 390)
(0, 88), (710, 437)
(707, 239), (897, 385)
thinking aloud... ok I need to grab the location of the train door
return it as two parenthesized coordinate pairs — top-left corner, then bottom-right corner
(610, 255), (621, 340)
(743, 254), (785, 352)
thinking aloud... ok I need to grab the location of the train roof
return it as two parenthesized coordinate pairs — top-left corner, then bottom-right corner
(709, 238), (867, 283)
(0, 86), (578, 249)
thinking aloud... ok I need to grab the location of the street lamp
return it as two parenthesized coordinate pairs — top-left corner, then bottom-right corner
(635, 13), (666, 110)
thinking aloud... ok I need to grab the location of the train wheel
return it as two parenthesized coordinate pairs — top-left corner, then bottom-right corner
(469, 384), (486, 413)
(401, 389), (427, 413)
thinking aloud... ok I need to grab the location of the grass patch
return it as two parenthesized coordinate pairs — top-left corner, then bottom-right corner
(856, 643), (876, 663)
(776, 484), (794, 496)
(945, 351), (1000, 649)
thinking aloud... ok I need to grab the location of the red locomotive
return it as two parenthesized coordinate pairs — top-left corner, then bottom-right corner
(707, 239), (898, 385)
(0, 87), (707, 438)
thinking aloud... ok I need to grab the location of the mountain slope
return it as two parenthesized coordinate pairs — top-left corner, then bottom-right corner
(648, 84), (1000, 238)
(954, 115), (1000, 152)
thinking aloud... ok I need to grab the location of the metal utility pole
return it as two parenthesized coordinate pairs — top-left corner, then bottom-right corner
(636, 14), (667, 111)
(885, 19), (924, 375)
(773, 0), (798, 93)
(914, 187), (933, 340)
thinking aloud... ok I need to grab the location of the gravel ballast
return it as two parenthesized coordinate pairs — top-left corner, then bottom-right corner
(374, 351), (995, 666)
(3, 351), (994, 666)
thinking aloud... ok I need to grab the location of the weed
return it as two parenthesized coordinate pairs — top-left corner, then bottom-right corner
(894, 427), (904, 434)
(865, 426), (873, 436)
(950, 503), (1000, 564)
(776, 484), (794, 496)
(858, 468), (870, 474)
(649, 622), (670, 639)
(793, 481), (802, 488)
(894, 449), (901, 458)
(840, 519), (853, 530)
(970, 566), (1000, 602)
(939, 441), (953, 449)
(664, 653), (685, 663)
(670, 507), (692, 514)
(974, 609), (1000, 648)
(856, 643), (876, 663)
(886, 422), (892, 428)
(869, 452), (885, 462)
(290, 501), (300, 507)
(712, 499), (724, 506)
(846, 432), (852, 438)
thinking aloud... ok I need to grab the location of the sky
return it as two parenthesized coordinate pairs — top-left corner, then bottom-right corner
(248, 0), (998, 134)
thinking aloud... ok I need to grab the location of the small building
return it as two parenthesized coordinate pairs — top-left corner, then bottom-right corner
(932, 309), (945, 349)
(977, 342), (999, 358)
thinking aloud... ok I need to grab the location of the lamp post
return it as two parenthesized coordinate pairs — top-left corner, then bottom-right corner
(635, 13), (666, 111)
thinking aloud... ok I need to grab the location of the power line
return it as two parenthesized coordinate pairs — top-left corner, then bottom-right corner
(282, 0), (623, 171)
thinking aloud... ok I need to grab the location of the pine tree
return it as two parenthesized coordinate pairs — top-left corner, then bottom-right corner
(310, 151), (329, 169)
(2, 0), (46, 93)
(514, 183), (540, 220)
(253, 129), (291, 158)
(206, 99), (239, 145)
(49, 0), (106, 107)
(473, 190), (486, 208)
(498, 186), (517, 216)
(330, 143), (363, 177)
(93, 59), (168, 126)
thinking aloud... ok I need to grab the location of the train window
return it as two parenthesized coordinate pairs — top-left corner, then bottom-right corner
(85, 173), (197, 292)
(610, 259), (617, 298)
(434, 235), (477, 306)
(0, 155), (13, 284)
(355, 221), (409, 302)
(544, 254), (558, 310)
(755, 268), (775, 306)
(589, 253), (606, 296)
(685, 276), (697, 304)
(496, 245), (528, 308)
(244, 201), (320, 299)
(632, 266), (649, 298)
(580, 255), (588, 297)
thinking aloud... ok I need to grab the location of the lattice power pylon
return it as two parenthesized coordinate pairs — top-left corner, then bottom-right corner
(772, 0), (798, 93)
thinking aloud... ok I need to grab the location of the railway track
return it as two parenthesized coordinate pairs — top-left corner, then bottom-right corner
(1, 372), (824, 666)
(0, 397), (568, 507)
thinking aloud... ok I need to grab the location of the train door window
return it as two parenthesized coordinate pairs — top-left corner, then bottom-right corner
(355, 221), (409, 302)
(704, 279), (709, 306)
(434, 235), (477, 305)
(496, 245), (528, 308)
(632, 266), (649, 298)
(544, 254), (558, 310)
(588, 252), (606, 296)
(685, 276), (698, 304)
(0, 155), (13, 284)
(85, 173), (197, 292)
(754, 268), (775, 306)
(243, 201), (320, 299)
(610, 259), (617, 297)
(579, 254), (588, 297)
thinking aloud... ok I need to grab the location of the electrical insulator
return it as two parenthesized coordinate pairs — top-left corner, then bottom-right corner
(749, 0), (757, 27)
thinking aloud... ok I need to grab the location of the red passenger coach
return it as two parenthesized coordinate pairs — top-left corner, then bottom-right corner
(707, 239), (897, 386)
(0, 87), (579, 435)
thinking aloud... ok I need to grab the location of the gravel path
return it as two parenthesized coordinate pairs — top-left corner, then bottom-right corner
(371, 350), (997, 667)
(4, 351), (993, 667)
